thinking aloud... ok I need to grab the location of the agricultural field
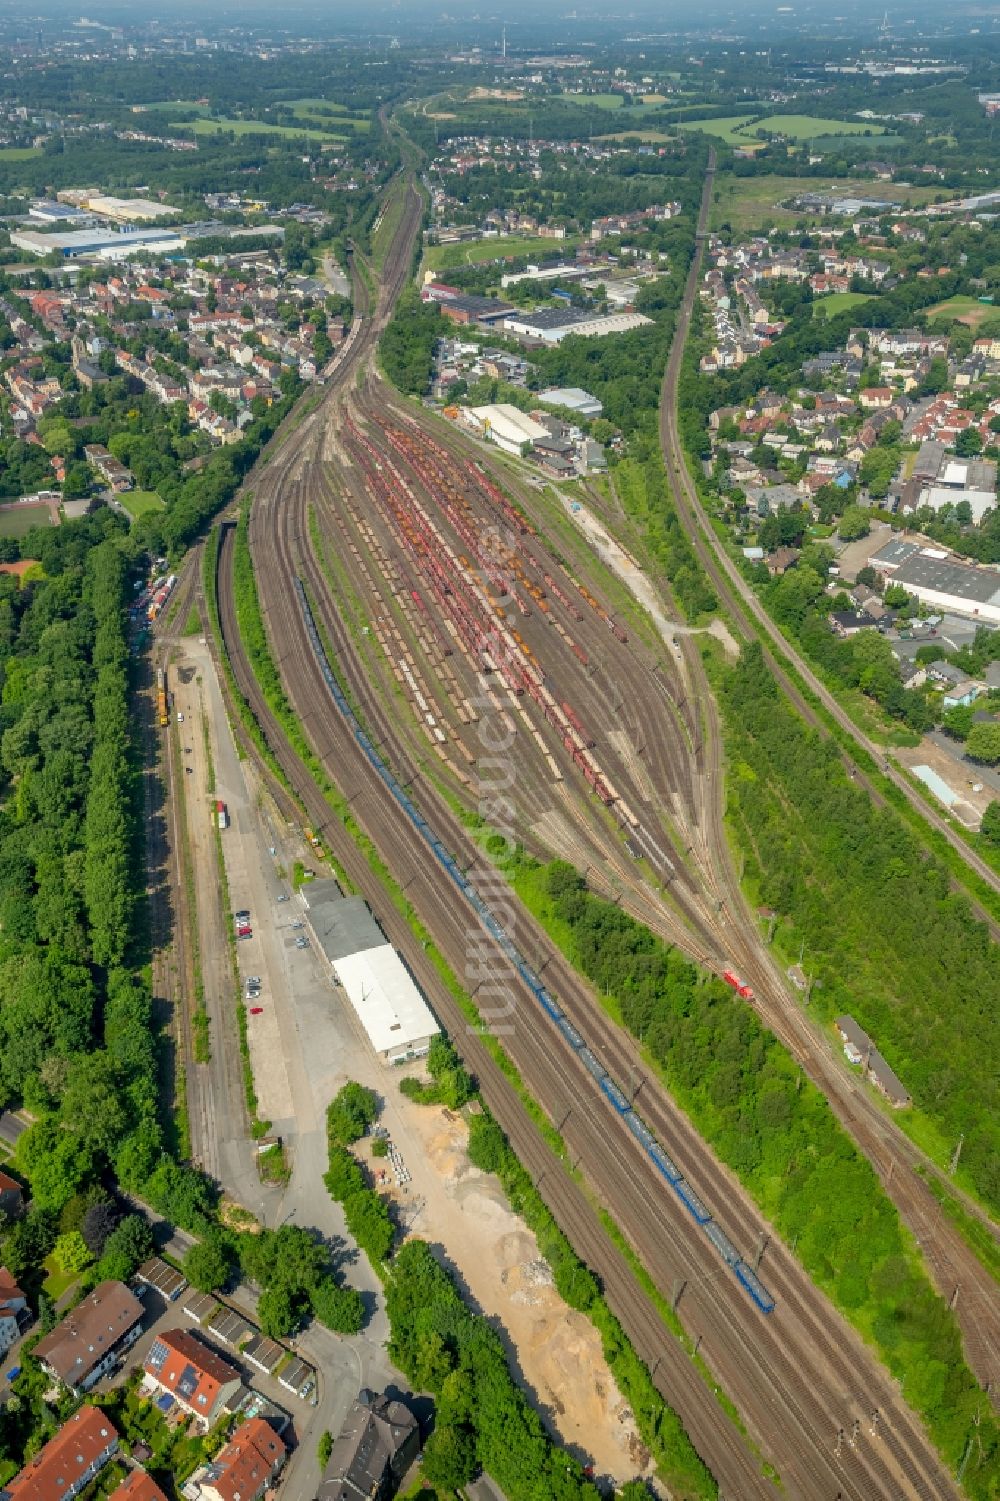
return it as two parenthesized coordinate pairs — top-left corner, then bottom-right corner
(176, 116), (347, 142)
(422, 233), (582, 273)
(119, 489), (165, 520)
(813, 291), (876, 318)
(677, 114), (762, 146)
(926, 294), (997, 328)
(748, 113), (886, 140)
(680, 112), (884, 149)
(597, 131), (675, 145)
(0, 501), (57, 536)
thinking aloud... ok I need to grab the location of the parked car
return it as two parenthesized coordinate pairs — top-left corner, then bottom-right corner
(277, 894), (290, 903)
(249, 1007), (264, 1016)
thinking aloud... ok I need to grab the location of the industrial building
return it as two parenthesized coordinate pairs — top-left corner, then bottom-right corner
(537, 386), (603, 418)
(872, 543), (1000, 624)
(9, 226), (184, 260)
(463, 403), (550, 457)
(301, 884), (440, 1063)
(501, 306), (652, 344)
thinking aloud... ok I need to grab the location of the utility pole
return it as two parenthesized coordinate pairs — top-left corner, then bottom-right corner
(949, 1133), (964, 1176)
(950, 1284), (960, 1312)
(671, 1278), (686, 1311)
(754, 1232), (768, 1273)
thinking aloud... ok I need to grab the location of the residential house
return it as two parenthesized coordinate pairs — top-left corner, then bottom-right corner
(110, 1474), (169, 1501)
(184, 1418), (287, 1501)
(766, 547), (799, 577)
(35, 1280), (144, 1394)
(835, 1016), (910, 1107)
(829, 609), (880, 637)
(142, 1328), (242, 1430)
(317, 1390), (420, 1501)
(0, 1267), (28, 1354)
(0, 1170), (24, 1220)
(942, 679), (986, 709)
(83, 444), (134, 493)
(0, 1406), (119, 1501)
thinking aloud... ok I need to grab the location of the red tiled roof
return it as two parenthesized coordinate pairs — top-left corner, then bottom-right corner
(144, 1328), (238, 1416)
(109, 1472), (169, 1501)
(3, 1406), (118, 1500)
(203, 1418), (286, 1501)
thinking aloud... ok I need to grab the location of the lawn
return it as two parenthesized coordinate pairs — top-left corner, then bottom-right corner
(119, 489), (165, 520)
(423, 233), (581, 273)
(178, 116), (346, 143)
(279, 99), (370, 132)
(0, 146), (41, 160)
(747, 114), (886, 141)
(813, 291), (876, 318)
(0, 502), (55, 536)
(41, 1255), (80, 1301)
(926, 294), (997, 329)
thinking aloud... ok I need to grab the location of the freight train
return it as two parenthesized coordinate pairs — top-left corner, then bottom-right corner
(156, 667), (169, 728)
(293, 578), (774, 1315)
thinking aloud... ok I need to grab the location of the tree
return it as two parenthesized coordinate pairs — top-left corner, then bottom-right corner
(311, 1278), (365, 1334)
(52, 1230), (92, 1275)
(81, 1200), (119, 1256)
(955, 427), (983, 458)
(96, 1214), (152, 1282)
(838, 505), (871, 542)
(942, 704), (974, 741)
(980, 800), (1000, 846)
(966, 721), (1000, 764)
(327, 1082), (378, 1147)
(184, 1234), (233, 1293)
(258, 1284), (299, 1339)
(317, 1432), (333, 1469)
(421, 1424), (477, 1492)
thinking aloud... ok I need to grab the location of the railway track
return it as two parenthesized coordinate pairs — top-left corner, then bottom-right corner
(658, 149), (1000, 1391)
(210, 171), (974, 1498)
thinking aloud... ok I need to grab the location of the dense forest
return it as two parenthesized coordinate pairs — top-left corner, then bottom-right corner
(514, 846), (998, 1496)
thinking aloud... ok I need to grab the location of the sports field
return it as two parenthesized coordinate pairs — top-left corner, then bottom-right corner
(926, 295), (996, 329)
(813, 292), (875, 318)
(0, 501), (57, 536)
(0, 147), (41, 160)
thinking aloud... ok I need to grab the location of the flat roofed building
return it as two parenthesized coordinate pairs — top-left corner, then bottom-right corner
(84, 195), (180, 221)
(0, 1406), (119, 1501)
(9, 227), (183, 259)
(303, 888), (386, 961)
(35, 1280), (144, 1393)
(870, 539), (920, 573)
(891, 552), (1000, 624)
(333, 946), (439, 1063)
(918, 486), (996, 525)
(538, 386), (603, 418)
(503, 306), (652, 343)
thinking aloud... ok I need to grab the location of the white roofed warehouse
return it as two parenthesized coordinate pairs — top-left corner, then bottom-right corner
(302, 884), (440, 1063)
